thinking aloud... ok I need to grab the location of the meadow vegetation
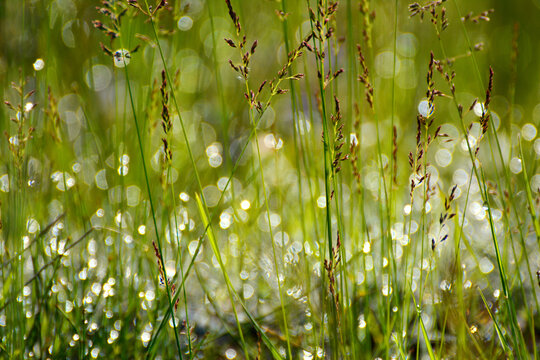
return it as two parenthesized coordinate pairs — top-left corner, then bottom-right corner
(1, 0), (540, 358)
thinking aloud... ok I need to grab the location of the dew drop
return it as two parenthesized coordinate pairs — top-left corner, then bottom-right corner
(113, 49), (131, 68)
(418, 99), (434, 118)
(85, 64), (112, 91)
(225, 348), (237, 359)
(509, 157), (522, 174)
(243, 284), (254, 299)
(33, 58), (45, 71)
(138, 225), (146, 235)
(141, 331), (151, 344)
(531, 174), (540, 192)
(479, 257), (494, 274)
(177, 16), (193, 31)
(473, 102), (485, 117)
(435, 148), (452, 167)
(403, 204), (412, 215)
(522, 123), (537, 141)
(358, 314), (366, 328)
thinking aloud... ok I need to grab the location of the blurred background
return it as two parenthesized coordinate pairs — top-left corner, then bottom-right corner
(1, 0), (539, 358)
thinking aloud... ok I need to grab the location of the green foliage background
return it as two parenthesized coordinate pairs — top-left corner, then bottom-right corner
(1, 0), (539, 359)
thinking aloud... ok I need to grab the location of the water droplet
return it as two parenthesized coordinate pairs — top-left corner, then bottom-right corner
(461, 135), (477, 151)
(240, 199), (251, 210)
(509, 157), (522, 174)
(381, 285), (392, 296)
(521, 123), (537, 141)
(177, 16), (193, 31)
(138, 225), (146, 235)
(95, 169), (108, 190)
(120, 154), (130, 165)
(365, 256), (374, 271)
(358, 314), (366, 328)
(479, 257), (494, 274)
(24, 102), (34, 112)
(65, 301), (74, 313)
(350, 133), (358, 146)
(85, 64), (112, 91)
(264, 133), (283, 149)
(188, 240), (200, 256)
(453, 169), (469, 186)
(9, 135), (19, 146)
(165, 260), (176, 277)
(403, 204), (412, 215)
(435, 148), (452, 167)
(397, 33), (418, 58)
(243, 284), (254, 299)
(145, 290), (155, 302)
(225, 348), (237, 359)
(202, 185), (220, 207)
(439, 280), (451, 291)
(117, 165), (129, 176)
(206, 143), (223, 168)
(473, 102), (485, 117)
(78, 268), (87, 280)
(127, 185), (141, 207)
(375, 51), (401, 79)
(418, 99), (434, 118)
(33, 58), (45, 71)
(219, 211), (233, 230)
(141, 331), (151, 344)
(26, 218), (40, 234)
(113, 49), (131, 68)
(531, 174), (540, 192)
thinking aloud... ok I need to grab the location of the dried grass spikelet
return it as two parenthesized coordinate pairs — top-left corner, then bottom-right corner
(152, 241), (179, 311)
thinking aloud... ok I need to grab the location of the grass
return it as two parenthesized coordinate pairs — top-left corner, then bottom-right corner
(1, 0), (540, 358)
